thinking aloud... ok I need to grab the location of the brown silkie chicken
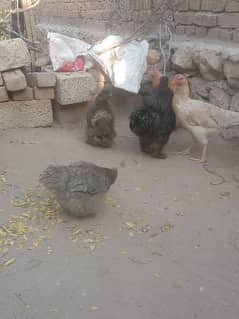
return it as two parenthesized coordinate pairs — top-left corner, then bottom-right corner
(172, 74), (239, 163)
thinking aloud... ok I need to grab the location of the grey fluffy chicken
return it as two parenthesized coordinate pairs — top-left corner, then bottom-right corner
(86, 89), (116, 148)
(40, 161), (117, 217)
(130, 73), (176, 158)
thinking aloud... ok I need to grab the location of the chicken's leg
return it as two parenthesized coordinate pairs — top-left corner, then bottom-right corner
(176, 144), (193, 156)
(190, 144), (208, 163)
(200, 144), (208, 163)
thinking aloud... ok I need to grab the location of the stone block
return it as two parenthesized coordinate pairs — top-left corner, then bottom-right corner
(226, 0), (239, 12)
(208, 27), (233, 41)
(34, 87), (55, 100)
(217, 14), (239, 28)
(2, 69), (27, 92)
(174, 12), (194, 25)
(233, 29), (239, 42)
(200, 50), (224, 73)
(55, 72), (96, 105)
(201, 0), (226, 12)
(223, 47), (239, 62)
(0, 87), (9, 102)
(176, 0), (189, 11)
(231, 92), (239, 112)
(0, 73), (3, 86)
(221, 127), (239, 140)
(195, 26), (208, 37)
(172, 47), (196, 72)
(12, 87), (34, 101)
(189, 0), (201, 11)
(224, 61), (239, 88)
(0, 100), (53, 129)
(209, 87), (231, 109)
(194, 13), (217, 27)
(176, 25), (196, 36)
(33, 56), (51, 68)
(27, 72), (56, 88)
(0, 39), (31, 72)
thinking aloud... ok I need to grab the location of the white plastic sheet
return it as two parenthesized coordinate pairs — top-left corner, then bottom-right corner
(48, 32), (149, 94)
(48, 32), (93, 71)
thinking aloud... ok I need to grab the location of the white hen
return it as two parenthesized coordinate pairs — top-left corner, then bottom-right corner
(172, 74), (239, 163)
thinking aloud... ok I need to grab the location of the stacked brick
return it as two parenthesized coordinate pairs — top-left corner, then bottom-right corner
(175, 0), (239, 42)
(37, 0), (239, 42)
(0, 38), (54, 129)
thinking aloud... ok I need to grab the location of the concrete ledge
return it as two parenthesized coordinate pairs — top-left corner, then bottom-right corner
(0, 100), (53, 129)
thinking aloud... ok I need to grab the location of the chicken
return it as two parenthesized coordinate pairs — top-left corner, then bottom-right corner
(129, 72), (176, 159)
(86, 88), (116, 148)
(40, 161), (117, 217)
(172, 74), (239, 163)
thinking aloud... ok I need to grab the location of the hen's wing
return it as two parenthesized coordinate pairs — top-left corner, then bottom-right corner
(177, 99), (235, 129)
(67, 162), (116, 194)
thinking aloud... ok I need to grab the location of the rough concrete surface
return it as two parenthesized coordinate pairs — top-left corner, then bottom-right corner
(0, 86), (9, 102)
(27, 72), (56, 88)
(55, 72), (96, 105)
(0, 100), (53, 129)
(0, 106), (239, 319)
(0, 39), (31, 73)
(2, 69), (27, 92)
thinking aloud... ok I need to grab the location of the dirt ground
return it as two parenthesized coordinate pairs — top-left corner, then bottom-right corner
(0, 113), (239, 319)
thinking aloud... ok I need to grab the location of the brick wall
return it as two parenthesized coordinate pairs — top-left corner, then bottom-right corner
(175, 0), (239, 42)
(37, 0), (239, 42)
(37, 0), (156, 32)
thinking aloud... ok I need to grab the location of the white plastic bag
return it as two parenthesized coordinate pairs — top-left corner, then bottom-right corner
(48, 32), (93, 71)
(92, 35), (149, 93)
(48, 32), (149, 94)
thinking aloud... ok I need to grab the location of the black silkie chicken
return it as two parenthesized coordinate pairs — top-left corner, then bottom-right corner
(129, 72), (176, 159)
(40, 161), (117, 217)
(86, 88), (116, 148)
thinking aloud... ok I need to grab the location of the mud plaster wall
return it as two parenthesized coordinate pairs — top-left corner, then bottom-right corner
(36, 0), (156, 32)
(37, 0), (239, 42)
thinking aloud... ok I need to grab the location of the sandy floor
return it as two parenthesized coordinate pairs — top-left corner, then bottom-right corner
(0, 118), (239, 319)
